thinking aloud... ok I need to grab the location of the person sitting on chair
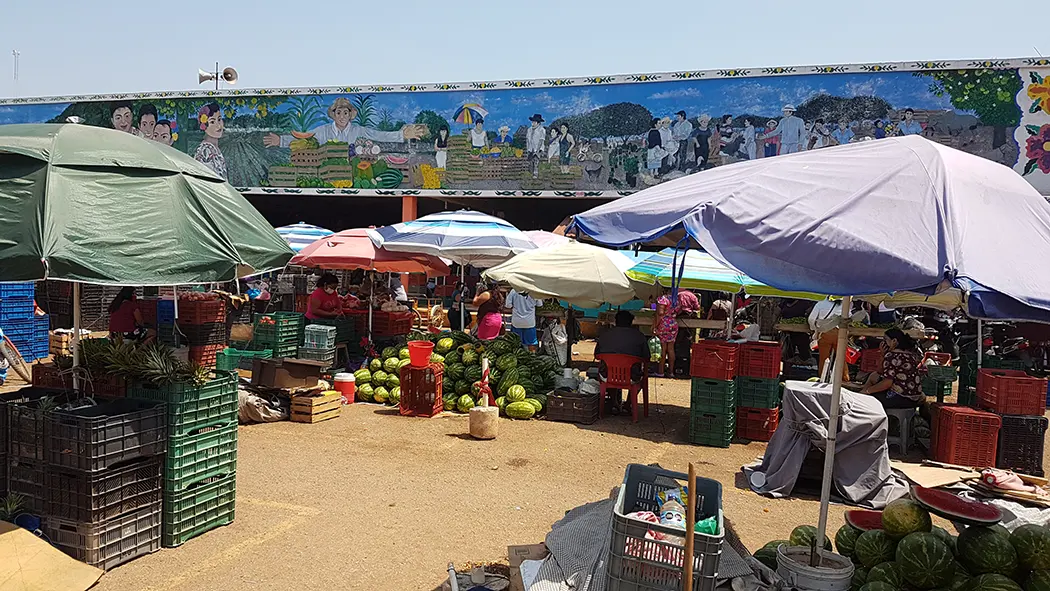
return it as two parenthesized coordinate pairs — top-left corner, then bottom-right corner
(595, 310), (649, 414)
(858, 328), (925, 409)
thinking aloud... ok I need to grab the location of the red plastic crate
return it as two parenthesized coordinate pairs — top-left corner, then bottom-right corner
(976, 369), (1048, 416)
(931, 404), (1001, 467)
(735, 407), (780, 441)
(136, 300), (158, 328)
(32, 364), (127, 397)
(399, 363), (443, 417)
(689, 340), (739, 380)
(177, 299), (225, 325)
(373, 311), (414, 337)
(189, 344), (225, 368)
(860, 348), (884, 373)
(737, 341), (782, 379)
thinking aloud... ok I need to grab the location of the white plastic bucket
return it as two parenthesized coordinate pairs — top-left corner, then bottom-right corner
(776, 545), (854, 591)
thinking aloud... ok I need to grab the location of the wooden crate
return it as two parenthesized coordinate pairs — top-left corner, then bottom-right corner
(49, 332), (72, 356)
(291, 391), (342, 424)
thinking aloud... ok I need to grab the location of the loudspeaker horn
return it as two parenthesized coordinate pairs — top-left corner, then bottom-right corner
(198, 68), (217, 85)
(221, 67), (238, 85)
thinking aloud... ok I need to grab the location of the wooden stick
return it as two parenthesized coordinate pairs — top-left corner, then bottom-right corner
(683, 462), (697, 591)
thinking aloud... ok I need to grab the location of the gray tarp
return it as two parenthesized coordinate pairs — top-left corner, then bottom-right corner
(742, 381), (908, 509)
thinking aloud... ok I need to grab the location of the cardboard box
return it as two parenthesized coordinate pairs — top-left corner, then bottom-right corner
(507, 543), (549, 591)
(251, 358), (328, 389)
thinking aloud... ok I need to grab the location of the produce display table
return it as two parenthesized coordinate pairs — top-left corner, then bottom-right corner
(774, 323), (925, 339)
(632, 317), (727, 330)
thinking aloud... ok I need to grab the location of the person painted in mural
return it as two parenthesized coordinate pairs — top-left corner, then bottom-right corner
(525, 114), (546, 178)
(689, 114), (714, 169)
(153, 119), (176, 146)
(646, 118), (665, 177)
(194, 102), (227, 180)
(741, 118), (757, 160)
(557, 123), (576, 173)
(434, 125), (450, 169)
(137, 104), (158, 141)
(832, 119), (855, 145)
(896, 108), (923, 136)
(262, 97), (425, 149)
(719, 115), (743, 158)
(110, 101), (135, 134)
(762, 104), (807, 154)
(762, 120), (780, 157)
(808, 118), (832, 149)
(671, 111), (693, 172)
(873, 119), (887, 139)
(494, 125), (513, 145)
(547, 124), (561, 163)
(470, 118), (488, 150)
(658, 117), (676, 173)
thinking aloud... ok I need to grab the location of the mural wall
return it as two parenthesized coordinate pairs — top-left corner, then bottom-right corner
(2, 58), (1049, 198)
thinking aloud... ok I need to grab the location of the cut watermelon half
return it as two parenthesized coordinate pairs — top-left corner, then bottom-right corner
(845, 509), (884, 531)
(911, 486), (1002, 526)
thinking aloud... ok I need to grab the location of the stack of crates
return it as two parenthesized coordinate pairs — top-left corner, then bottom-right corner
(252, 312), (304, 359)
(0, 283), (49, 361)
(974, 368), (1049, 475)
(176, 299), (227, 368)
(299, 324), (338, 370)
(129, 370), (238, 547)
(308, 317), (360, 355)
(734, 341), (783, 442)
(688, 340), (740, 447)
(922, 363), (957, 403)
(930, 403), (1001, 466)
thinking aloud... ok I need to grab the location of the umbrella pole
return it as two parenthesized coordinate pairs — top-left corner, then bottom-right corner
(726, 298), (736, 338)
(369, 280), (373, 343)
(72, 283), (82, 391)
(976, 318), (983, 369)
(812, 295), (852, 567)
(565, 304), (573, 368)
(460, 265), (465, 331)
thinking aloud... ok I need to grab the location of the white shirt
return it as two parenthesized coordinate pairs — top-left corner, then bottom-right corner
(766, 115), (807, 146)
(470, 128), (488, 148)
(671, 119), (693, 141)
(505, 290), (538, 329)
(278, 122), (405, 148)
(388, 276), (408, 301)
(808, 299), (842, 334)
(526, 125), (546, 153)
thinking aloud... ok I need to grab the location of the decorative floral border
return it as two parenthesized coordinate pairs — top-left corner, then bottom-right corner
(1, 56), (1047, 106)
(1015, 68), (1050, 194)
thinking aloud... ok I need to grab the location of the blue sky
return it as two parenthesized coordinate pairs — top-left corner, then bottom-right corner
(0, 0), (1041, 100)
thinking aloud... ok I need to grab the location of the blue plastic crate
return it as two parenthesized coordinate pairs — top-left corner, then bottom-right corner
(0, 297), (35, 321)
(34, 314), (48, 336)
(0, 319), (35, 341)
(0, 283), (35, 299)
(157, 300), (175, 324)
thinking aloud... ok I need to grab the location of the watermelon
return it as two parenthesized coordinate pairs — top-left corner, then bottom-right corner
(507, 385), (527, 402)
(524, 398), (543, 414)
(369, 358), (383, 372)
(837, 524), (863, 558)
(399, 347), (410, 359)
(883, 498), (933, 540)
(353, 368), (371, 384)
(531, 393), (547, 411)
(373, 386), (389, 403)
(953, 571), (973, 591)
(961, 574), (1023, 591)
(861, 583), (898, 591)
(388, 387), (401, 406)
(1025, 570), (1050, 591)
(443, 395), (458, 411)
(462, 350), (479, 366)
(455, 380), (471, 396)
(489, 367), (501, 385)
(505, 401), (535, 419)
(398, 358), (411, 370)
(436, 338), (455, 354)
(896, 532), (956, 589)
(383, 357), (400, 373)
(456, 394), (475, 413)
(496, 396), (508, 415)
(853, 568), (870, 591)
(496, 353), (518, 371)
(913, 487), (1003, 527)
(790, 525), (832, 551)
(446, 363), (465, 381)
(868, 562), (906, 589)
(1011, 525), (1050, 570)
(382, 346), (398, 359)
(754, 543), (780, 570)
(357, 383), (374, 402)
(957, 526), (1018, 576)
(451, 331), (474, 346)
(444, 350), (461, 366)
(465, 366), (482, 383)
(932, 526), (958, 556)
(856, 530), (898, 568)
(430, 353), (445, 365)
(373, 370), (389, 384)
(848, 510), (886, 531)
(386, 374), (400, 388)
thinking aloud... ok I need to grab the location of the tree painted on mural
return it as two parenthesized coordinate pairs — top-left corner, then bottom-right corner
(549, 102), (653, 141)
(414, 110), (449, 139)
(796, 94), (892, 124)
(918, 69), (1023, 148)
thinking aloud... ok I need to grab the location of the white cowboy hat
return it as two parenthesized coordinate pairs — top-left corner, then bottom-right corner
(782, 104), (796, 112)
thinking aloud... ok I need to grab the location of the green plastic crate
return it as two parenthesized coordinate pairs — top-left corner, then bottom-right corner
(958, 385), (977, 407)
(308, 317), (356, 345)
(922, 377), (954, 402)
(164, 422), (237, 492)
(128, 372), (238, 437)
(925, 364), (958, 382)
(162, 473), (236, 548)
(298, 346), (336, 368)
(689, 378), (735, 415)
(688, 412), (736, 448)
(216, 348), (272, 372)
(734, 376), (781, 408)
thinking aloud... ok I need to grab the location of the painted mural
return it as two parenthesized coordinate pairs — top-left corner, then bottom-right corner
(2, 58), (1050, 197)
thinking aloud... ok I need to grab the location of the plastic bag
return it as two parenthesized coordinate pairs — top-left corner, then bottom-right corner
(648, 337), (661, 363)
(542, 321), (568, 365)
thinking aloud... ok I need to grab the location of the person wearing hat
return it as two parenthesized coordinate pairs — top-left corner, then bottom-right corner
(525, 114), (546, 178)
(263, 97), (425, 149)
(494, 125), (513, 145)
(760, 104), (807, 154)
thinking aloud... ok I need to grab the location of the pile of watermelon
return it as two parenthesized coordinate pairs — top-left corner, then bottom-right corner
(353, 345), (412, 407)
(752, 488), (1050, 591)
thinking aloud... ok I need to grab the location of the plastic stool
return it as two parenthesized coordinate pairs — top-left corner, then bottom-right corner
(885, 407), (918, 453)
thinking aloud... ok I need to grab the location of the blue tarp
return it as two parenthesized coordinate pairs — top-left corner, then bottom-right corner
(571, 136), (1050, 322)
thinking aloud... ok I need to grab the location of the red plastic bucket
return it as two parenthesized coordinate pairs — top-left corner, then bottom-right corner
(407, 340), (434, 368)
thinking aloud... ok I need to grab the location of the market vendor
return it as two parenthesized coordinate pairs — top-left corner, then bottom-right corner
(595, 310), (650, 414)
(504, 289), (540, 351)
(388, 274), (409, 305)
(473, 281), (504, 341)
(108, 287), (151, 343)
(262, 97), (425, 149)
(857, 328), (924, 409)
(306, 273), (342, 320)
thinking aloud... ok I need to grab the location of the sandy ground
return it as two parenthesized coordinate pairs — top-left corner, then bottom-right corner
(50, 341), (853, 591)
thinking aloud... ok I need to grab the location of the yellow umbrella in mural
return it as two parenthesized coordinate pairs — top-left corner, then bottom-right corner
(453, 103), (489, 125)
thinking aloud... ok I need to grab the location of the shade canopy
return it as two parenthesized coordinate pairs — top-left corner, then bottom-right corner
(368, 210), (534, 268)
(289, 228), (450, 275)
(572, 136), (1050, 322)
(523, 230), (571, 250)
(0, 123), (293, 285)
(484, 241), (639, 308)
(276, 222), (334, 253)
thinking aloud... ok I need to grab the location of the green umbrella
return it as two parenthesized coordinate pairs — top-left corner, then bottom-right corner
(0, 124), (293, 284)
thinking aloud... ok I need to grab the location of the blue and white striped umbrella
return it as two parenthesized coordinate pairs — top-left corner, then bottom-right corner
(275, 222), (334, 253)
(368, 210), (534, 268)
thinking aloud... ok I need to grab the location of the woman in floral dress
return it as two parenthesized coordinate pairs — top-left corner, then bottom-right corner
(653, 290), (680, 377)
(193, 102), (227, 180)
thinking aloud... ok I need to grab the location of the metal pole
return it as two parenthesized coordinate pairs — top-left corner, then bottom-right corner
(460, 265), (465, 331)
(214, 61), (219, 91)
(976, 318), (983, 369)
(72, 283), (81, 391)
(726, 296), (736, 338)
(812, 295), (852, 566)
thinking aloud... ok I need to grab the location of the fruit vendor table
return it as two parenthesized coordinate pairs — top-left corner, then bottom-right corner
(632, 317), (727, 330)
(774, 323), (926, 339)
